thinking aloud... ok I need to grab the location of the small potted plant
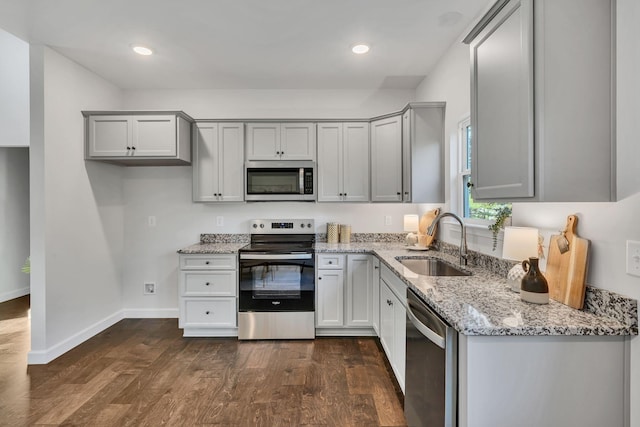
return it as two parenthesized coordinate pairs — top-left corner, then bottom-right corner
(488, 206), (512, 251)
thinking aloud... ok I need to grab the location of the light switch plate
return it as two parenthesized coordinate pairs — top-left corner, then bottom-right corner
(384, 215), (392, 226)
(216, 216), (224, 226)
(626, 240), (640, 277)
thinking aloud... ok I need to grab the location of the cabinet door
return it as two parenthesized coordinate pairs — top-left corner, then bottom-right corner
(192, 123), (219, 202)
(371, 116), (402, 202)
(470, 0), (534, 199)
(131, 115), (177, 157)
(316, 269), (344, 327)
(371, 258), (380, 335)
(343, 123), (370, 202)
(218, 123), (245, 202)
(280, 123), (316, 160)
(393, 294), (406, 392)
(346, 255), (373, 327)
(379, 280), (396, 361)
(88, 115), (131, 157)
(246, 123), (280, 160)
(317, 123), (343, 202)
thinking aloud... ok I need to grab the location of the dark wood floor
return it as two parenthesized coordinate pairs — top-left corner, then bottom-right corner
(0, 296), (406, 426)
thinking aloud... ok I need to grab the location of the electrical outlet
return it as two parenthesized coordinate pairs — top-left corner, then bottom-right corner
(216, 216), (224, 227)
(148, 216), (156, 227)
(144, 282), (156, 295)
(384, 215), (392, 226)
(626, 240), (640, 277)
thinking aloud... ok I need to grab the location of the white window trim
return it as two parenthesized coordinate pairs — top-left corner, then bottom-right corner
(456, 115), (492, 227)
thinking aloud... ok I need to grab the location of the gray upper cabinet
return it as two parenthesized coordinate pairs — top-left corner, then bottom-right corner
(317, 122), (370, 202)
(192, 122), (244, 203)
(83, 111), (193, 166)
(402, 103), (445, 203)
(245, 122), (316, 161)
(465, 0), (614, 202)
(371, 115), (403, 202)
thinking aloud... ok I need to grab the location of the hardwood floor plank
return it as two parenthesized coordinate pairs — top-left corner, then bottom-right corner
(0, 299), (406, 427)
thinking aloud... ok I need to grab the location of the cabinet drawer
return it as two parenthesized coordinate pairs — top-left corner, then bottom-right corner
(317, 254), (345, 269)
(381, 265), (407, 306)
(183, 298), (237, 327)
(182, 271), (237, 296)
(180, 254), (237, 270)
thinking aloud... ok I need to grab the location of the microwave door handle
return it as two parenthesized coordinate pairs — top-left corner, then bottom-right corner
(299, 168), (304, 194)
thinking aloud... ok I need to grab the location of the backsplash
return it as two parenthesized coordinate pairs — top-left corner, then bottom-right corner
(200, 234), (250, 244)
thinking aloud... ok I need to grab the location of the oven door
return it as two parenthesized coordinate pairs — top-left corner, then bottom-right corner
(239, 253), (315, 312)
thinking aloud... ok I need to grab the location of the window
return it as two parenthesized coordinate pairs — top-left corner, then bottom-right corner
(458, 117), (511, 222)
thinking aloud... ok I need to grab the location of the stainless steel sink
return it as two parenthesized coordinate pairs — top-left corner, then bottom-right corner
(397, 257), (471, 276)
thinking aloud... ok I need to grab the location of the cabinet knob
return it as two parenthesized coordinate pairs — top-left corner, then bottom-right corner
(387, 299), (393, 306)
(126, 146), (131, 150)
(205, 311), (210, 315)
(396, 192), (401, 196)
(276, 151), (281, 155)
(339, 193), (343, 196)
(374, 266), (379, 269)
(404, 192), (409, 195)
(328, 261), (333, 264)
(280, 151), (284, 155)
(344, 193), (347, 197)
(205, 261), (210, 265)
(131, 146), (136, 150)
(318, 277), (322, 280)
(466, 181), (474, 188)
(205, 282), (210, 286)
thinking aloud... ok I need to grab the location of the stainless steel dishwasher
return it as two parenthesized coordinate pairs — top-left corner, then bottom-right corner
(405, 288), (457, 427)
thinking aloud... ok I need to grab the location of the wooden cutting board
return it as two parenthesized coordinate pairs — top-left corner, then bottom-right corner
(417, 208), (440, 247)
(545, 215), (590, 309)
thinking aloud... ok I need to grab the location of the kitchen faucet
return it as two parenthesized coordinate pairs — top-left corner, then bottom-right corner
(426, 212), (468, 266)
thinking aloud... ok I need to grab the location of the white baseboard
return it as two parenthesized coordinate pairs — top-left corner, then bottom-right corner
(0, 286), (30, 303)
(122, 308), (178, 318)
(27, 310), (124, 365)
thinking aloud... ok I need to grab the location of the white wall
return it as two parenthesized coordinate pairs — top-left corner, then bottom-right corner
(0, 148), (30, 302)
(0, 28), (29, 147)
(28, 46), (125, 363)
(120, 88), (431, 312)
(415, 2), (640, 425)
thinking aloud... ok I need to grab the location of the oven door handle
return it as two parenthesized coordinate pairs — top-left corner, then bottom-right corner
(240, 253), (313, 260)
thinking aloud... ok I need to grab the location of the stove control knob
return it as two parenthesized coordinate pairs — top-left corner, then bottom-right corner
(259, 223), (265, 228)
(252, 224), (258, 228)
(300, 223), (305, 228)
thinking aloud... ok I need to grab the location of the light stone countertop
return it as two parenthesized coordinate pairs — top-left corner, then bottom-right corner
(178, 240), (637, 336)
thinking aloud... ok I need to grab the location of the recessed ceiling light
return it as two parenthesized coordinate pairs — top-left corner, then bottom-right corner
(132, 45), (154, 56)
(351, 44), (370, 55)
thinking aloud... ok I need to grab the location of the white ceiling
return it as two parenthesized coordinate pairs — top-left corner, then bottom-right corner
(0, 0), (490, 90)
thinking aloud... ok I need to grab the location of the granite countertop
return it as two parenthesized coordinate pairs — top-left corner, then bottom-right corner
(178, 239), (637, 337)
(177, 242), (247, 254)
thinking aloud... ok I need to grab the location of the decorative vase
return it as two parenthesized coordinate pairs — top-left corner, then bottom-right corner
(520, 257), (549, 304)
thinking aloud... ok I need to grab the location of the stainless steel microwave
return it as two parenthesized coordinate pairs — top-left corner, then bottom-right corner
(245, 161), (316, 201)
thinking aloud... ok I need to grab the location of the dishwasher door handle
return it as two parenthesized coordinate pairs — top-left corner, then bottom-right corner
(407, 305), (446, 349)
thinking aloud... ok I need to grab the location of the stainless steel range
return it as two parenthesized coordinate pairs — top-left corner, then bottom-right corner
(238, 219), (315, 340)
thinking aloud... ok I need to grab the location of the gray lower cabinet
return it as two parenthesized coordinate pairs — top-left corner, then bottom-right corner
(83, 111), (193, 165)
(379, 264), (406, 393)
(178, 254), (238, 337)
(465, 0), (614, 201)
(192, 122), (244, 202)
(316, 254), (375, 335)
